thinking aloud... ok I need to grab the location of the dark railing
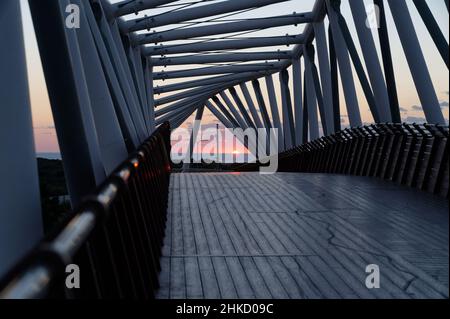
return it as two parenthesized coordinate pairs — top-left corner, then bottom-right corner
(238, 123), (449, 198)
(0, 123), (172, 299)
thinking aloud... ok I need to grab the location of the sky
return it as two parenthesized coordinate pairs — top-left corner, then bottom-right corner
(19, 0), (449, 153)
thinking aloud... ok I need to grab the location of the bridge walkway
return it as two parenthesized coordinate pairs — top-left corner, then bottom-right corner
(156, 173), (449, 299)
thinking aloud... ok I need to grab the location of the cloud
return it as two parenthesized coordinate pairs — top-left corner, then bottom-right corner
(411, 105), (422, 111)
(439, 101), (449, 108)
(399, 107), (408, 112)
(405, 116), (426, 123)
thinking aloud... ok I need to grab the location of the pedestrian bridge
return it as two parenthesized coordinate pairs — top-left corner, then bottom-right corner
(0, 0), (448, 299)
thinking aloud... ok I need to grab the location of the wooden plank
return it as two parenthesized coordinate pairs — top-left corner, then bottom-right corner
(157, 173), (448, 299)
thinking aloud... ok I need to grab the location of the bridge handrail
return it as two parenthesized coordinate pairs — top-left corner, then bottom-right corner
(0, 123), (172, 299)
(238, 123), (449, 198)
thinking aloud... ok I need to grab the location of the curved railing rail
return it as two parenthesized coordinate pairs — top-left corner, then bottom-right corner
(0, 123), (172, 299)
(238, 123), (449, 198)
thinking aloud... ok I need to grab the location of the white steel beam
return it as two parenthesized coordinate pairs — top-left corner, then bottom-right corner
(0, 0), (43, 278)
(292, 57), (303, 146)
(388, 0), (445, 124)
(152, 51), (292, 66)
(304, 46), (320, 140)
(279, 70), (295, 149)
(219, 91), (249, 129)
(133, 13), (313, 44)
(265, 74), (284, 150)
(154, 63), (281, 80)
(143, 35), (305, 56)
(313, 21), (335, 133)
(121, 0), (291, 32)
(349, 0), (391, 122)
(240, 83), (264, 129)
(109, 0), (180, 17)
(154, 70), (277, 94)
(326, 0), (362, 127)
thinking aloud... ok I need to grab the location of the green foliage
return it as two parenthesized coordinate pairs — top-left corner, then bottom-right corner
(37, 158), (71, 234)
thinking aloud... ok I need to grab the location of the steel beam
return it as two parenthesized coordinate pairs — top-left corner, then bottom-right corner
(154, 71), (276, 94)
(206, 100), (257, 156)
(156, 101), (199, 126)
(252, 80), (273, 129)
(265, 74), (284, 149)
(388, 0), (445, 124)
(374, 0), (400, 123)
(292, 57), (303, 146)
(313, 21), (335, 133)
(279, 70), (296, 149)
(154, 63), (281, 80)
(75, 0), (129, 173)
(121, 0), (291, 32)
(189, 105), (205, 164)
(329, 24), (341, 132)
(109, 0), (179, 17)
(349, 0), (391, 122)
(86, 0), (140, 148)
(143, 35), (304, 56)
(155, 80), (246, 106)
(326, 0), (362, 127)
(228, 87), (256, 129)
(30, 0), (107, 207)
(170, 105), (200, 129)
(96, 2), (148, 142)
(133, 13), (313, 44)
(110, 23), (148, 139)
(240, 83), (264, 129)
(152, 51), (292, 66)
(0, 0), (43, 278)
(304, 48), (320, 141)
(219, 91), (249, 129)
(156, 97), (203, 119)
(144, 58), (156, 132)
(206, 100), (235, 129)
(413, 0), (449, 68)
(211, 97), (239, 127)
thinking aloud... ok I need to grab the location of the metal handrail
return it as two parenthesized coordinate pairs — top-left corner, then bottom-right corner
(237, 123), (449, 198)
(0, 123), (172, 299)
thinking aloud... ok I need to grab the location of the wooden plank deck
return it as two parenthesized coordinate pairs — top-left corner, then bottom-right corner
(156, 173), (449, 299)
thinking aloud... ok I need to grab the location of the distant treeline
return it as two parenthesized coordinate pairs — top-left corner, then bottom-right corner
(37, 158), (70, 234)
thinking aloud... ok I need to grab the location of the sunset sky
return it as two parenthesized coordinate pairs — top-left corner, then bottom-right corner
(19, 0), (449, 153)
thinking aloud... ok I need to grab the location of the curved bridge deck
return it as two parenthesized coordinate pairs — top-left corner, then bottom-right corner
(157, 173), (448, 299)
